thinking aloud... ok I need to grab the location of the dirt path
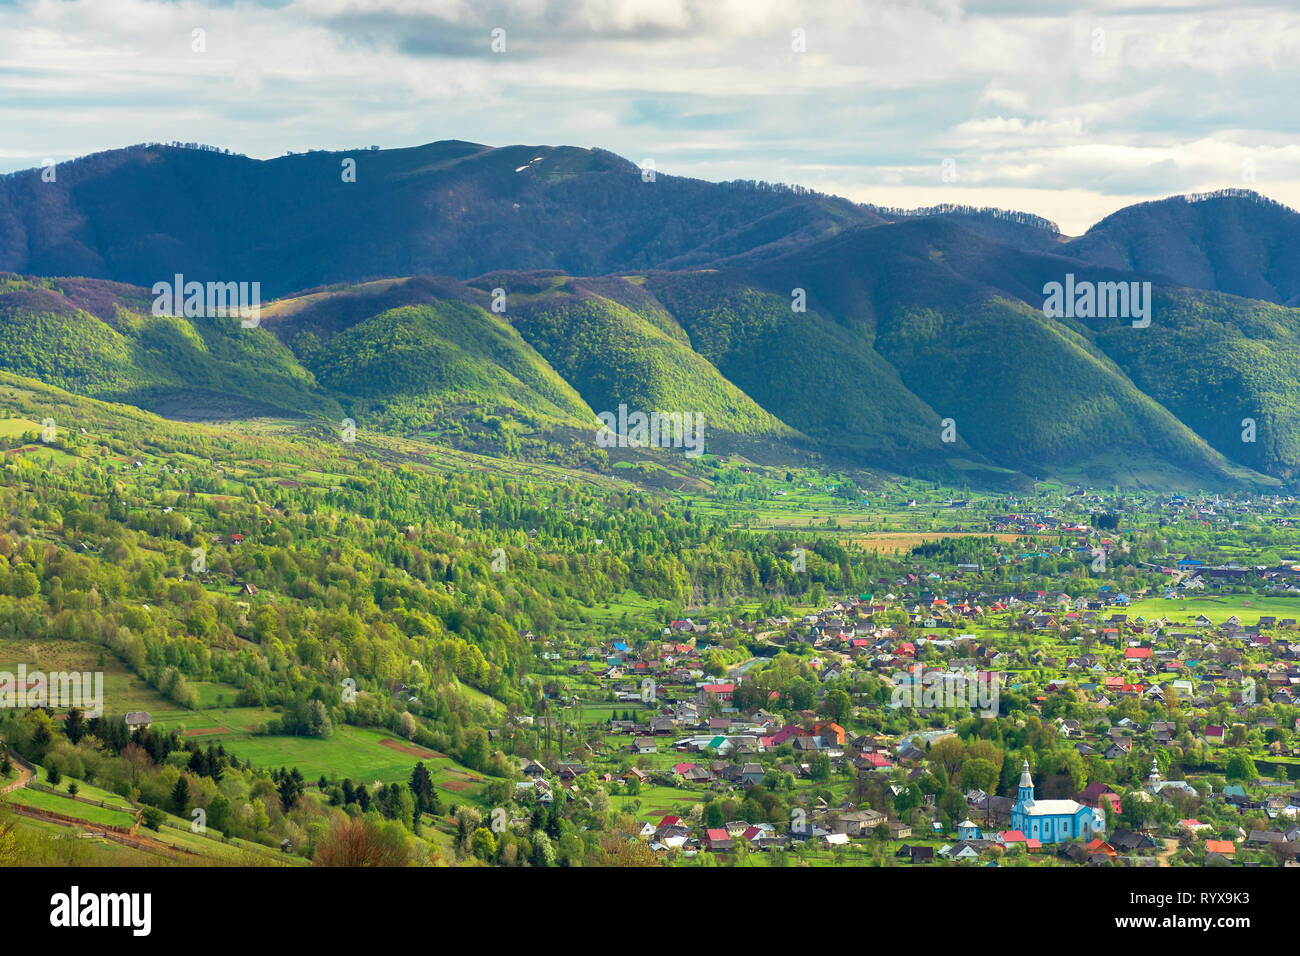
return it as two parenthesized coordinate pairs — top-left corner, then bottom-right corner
(1157, 837), (1179, 866)
(0, 750), (33, 795)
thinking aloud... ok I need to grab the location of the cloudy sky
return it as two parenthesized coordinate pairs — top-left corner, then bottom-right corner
(1, 0), (1297, 234)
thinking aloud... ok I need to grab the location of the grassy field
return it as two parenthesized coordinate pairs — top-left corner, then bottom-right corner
(2, 785), (139, 828)
(173, 721), (489, 797)
(1127, 594), (1300, 624)
(29, 765), (136, 811)
(845, 532), (1024, 554)
(6, 816), (165, 866)
(0, 636), (496, 805)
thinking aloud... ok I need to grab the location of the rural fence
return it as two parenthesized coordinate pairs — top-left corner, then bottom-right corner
(5, 801), (141, 836)
(27, 780), (138, 813)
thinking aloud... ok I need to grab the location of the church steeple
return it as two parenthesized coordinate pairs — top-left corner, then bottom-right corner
(1147, 757), (1162, 792)
(1017, 759), (1035, 806)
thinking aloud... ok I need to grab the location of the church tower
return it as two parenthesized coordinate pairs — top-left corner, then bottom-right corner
(1017, 759), (1035, 807)
(1147, 757), (1162, 793)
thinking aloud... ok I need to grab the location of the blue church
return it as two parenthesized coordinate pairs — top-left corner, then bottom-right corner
(1010, 761), (1105, 844)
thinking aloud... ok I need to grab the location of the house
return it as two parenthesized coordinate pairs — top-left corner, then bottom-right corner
(1103, 741), (1131, 760)
(699, 683), (734, 704)
(1204, 840), (1235, 856)
(1110, 829), (1158, 851)
(939, 841), (982, 861)
(896, 844), (934, 864)
(1080, 782), (1121, 814)
(813, 721), (847, 746)
(703, 828), (733, 852)
(832, 809), (886, 837)
(998, 830), (1029, 849)
(1085, 837), (1116, 858)
(124, 711), (153, 731)
(1247, 829), (1286, 847)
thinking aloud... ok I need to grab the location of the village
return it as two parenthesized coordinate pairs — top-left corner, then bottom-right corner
(506, 494), (1300, 867)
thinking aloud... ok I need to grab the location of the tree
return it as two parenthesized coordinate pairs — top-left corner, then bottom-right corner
(208, 793), (231, 834)
(1224, 751), (1259, 783)
(140, 806), (166, 830)
(960, 757), (998, 794)
(821, 689), (851, 723)
(703, 801), (725, 828)
(530, 830), (556, 867)
(471, 827), (497, 861)
(306, 700), (333, 738)
(314, 815), (410, 866)
(65, 708), (86, 744)
(930, 736), (968, 778)
(399, 712), (417, 740)
(809, 752), (831, 782)
(171, 776), (190, 814)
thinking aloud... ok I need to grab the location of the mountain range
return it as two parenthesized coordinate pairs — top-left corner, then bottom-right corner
(3, 141), (1300, 489)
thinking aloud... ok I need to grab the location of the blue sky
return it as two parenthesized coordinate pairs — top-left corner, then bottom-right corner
(1, 0), (1297, 233)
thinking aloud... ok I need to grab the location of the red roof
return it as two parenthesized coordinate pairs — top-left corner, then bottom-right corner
(1204, 840), (1235, 854)
(658, 815), (683, 829)
(1124, 647), (1153, 659)
(769, 725), (804, 746)
(705, 828), (729, 842)
(1000, 830), (1027, 843)
(703, 683), (734, 694)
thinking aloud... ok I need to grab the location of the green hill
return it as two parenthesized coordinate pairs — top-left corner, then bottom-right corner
(0, 274), (339, 420)
(645, 271), (961, 469)
(500, 279), (795, 439)
(305, 299), (594, 429)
